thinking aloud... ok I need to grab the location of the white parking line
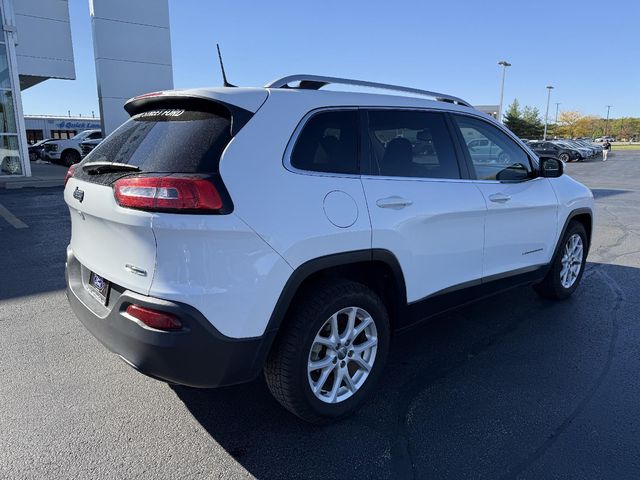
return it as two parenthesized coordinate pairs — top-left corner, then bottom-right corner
(0, 202), (28, 229)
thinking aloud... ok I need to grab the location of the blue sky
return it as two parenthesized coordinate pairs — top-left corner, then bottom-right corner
(22, 0), (640, 118)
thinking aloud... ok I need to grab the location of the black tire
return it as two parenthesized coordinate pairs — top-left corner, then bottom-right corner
(264, 280), (390, 424)
(534, 221), (588, 300)
(61, 149), (80, 166)
(29, 151), (38, 162)
(559, 153), (570, 162)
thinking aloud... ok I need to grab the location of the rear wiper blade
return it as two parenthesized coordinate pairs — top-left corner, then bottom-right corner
(82, 161), (141, 174)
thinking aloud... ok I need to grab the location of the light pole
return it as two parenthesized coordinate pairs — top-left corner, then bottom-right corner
(497, 60), (511, 123)
(543, 85), (554, 140)
(604, 105), (612, 136)
(553, 102), (561, 139)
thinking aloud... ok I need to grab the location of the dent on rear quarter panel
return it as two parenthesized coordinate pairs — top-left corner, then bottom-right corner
(148, 212), (293, 339)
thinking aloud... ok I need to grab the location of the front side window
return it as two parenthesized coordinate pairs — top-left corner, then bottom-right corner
(366, 110), (460, 179)
(453, 115), (533, 182)
(290, 110), (359, 174)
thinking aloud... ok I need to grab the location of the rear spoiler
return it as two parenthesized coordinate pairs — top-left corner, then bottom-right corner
(124, 91), (262, 137)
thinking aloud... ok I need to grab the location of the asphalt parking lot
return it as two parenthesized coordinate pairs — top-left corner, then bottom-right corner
(1, 151), (640, 479)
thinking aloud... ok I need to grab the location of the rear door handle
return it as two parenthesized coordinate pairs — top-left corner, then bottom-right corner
(376, 196), (413, 209)
(488, 193), (511, 203)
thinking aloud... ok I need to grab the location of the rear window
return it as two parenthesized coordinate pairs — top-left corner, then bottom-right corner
(82, 108), (231, 173)
(290, 110), (359, 175)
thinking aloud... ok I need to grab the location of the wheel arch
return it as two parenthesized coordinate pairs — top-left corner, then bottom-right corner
(555, 207), (593, 258)
(254, 249), (407, 369)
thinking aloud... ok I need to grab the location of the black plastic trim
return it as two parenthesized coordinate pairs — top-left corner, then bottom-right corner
(402, 264), (548, 331)
(553, 207), (593, 258)
(66, 252), (271, 388)
(262, 249), (406, 334)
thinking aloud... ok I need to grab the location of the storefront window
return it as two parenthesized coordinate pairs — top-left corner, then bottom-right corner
(0, 89), (17, 133)
(0, 6), (23, 176)
(0, 47), (11, 89)
(0, 135), (20, 174)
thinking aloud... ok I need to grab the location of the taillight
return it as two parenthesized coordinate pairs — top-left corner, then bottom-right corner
(113, 176), (223, 213)
(64, 164), (76, 186)
(125, 305), (182, 331)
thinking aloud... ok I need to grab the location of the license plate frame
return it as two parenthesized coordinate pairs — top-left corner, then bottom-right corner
(88, 271), (110, 305)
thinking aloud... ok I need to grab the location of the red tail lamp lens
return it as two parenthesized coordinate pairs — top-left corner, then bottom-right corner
(126, 305), (182, 331)
(64, 164), (76, 186)
(114, 177), (222, 212)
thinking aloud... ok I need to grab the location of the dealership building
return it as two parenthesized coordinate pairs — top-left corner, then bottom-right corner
(0, 0), (173, 178)
(24, 115), (102, 143)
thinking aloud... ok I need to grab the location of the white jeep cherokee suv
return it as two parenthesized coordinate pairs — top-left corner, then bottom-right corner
(64, 75), (593, 423)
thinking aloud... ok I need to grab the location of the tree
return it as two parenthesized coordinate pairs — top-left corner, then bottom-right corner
(503, 99), (544, 138)
(521, 106), (544, 138)
(556, 111), (583, 138)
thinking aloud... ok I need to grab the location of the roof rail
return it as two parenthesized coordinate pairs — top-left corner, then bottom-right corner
(265, 74), (473, 108)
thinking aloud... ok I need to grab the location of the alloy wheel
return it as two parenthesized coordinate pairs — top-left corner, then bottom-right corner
(560, 233), (584, 288)
(307, 306), (378, 404)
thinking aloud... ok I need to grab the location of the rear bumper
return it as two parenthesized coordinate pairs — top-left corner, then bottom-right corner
(65, 250), (274, 388)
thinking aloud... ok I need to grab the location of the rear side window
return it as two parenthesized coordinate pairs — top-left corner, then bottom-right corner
(83, 109), (231, 173)
(366, 110), (460, 179)
(290, 110), (359, 174)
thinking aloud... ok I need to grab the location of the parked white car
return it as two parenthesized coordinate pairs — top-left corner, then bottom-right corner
(44, 129), (102, 165)
(64, 75), (594, 423)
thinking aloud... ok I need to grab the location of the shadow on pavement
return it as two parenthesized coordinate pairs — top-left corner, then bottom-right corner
(590, 188), (633, 199)
(171, 262), (640, 479)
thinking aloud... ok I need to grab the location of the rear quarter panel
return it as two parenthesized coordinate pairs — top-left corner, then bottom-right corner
(219, 91), (373, 269)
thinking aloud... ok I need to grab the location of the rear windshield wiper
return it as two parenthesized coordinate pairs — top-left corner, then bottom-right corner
(82, 161), (141, 175)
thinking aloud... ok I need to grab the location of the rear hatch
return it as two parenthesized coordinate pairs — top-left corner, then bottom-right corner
(64, 91), (265, 295)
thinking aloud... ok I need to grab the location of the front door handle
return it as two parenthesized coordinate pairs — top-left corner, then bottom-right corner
(488, 193), (511, 203)
(376, 196), (413, 209)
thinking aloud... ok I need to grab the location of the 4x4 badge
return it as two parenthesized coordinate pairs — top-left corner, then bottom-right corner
(73, 187), (84, 203)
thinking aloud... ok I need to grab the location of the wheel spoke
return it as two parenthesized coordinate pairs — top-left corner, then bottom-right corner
(343, 371), (357, 392)
(351, 355), (371, 372)
(316, 335), (335, 348)
(574, 245), (583, 260)
(341, 307), (357, 343)
(308, 355), (335, 372)
(353, 337), (377, 354)
(328, 368), (344, 402)
(312, 365), (334, 394)
(560, 264), (569, 279)
(329, 313), (340, 343)
(351, 316), (373, 340)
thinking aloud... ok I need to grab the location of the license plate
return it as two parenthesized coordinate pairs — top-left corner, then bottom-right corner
(88, 272), (110, 305)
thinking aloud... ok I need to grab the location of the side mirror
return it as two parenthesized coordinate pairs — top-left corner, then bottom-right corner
(540, 157), (563, 178)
